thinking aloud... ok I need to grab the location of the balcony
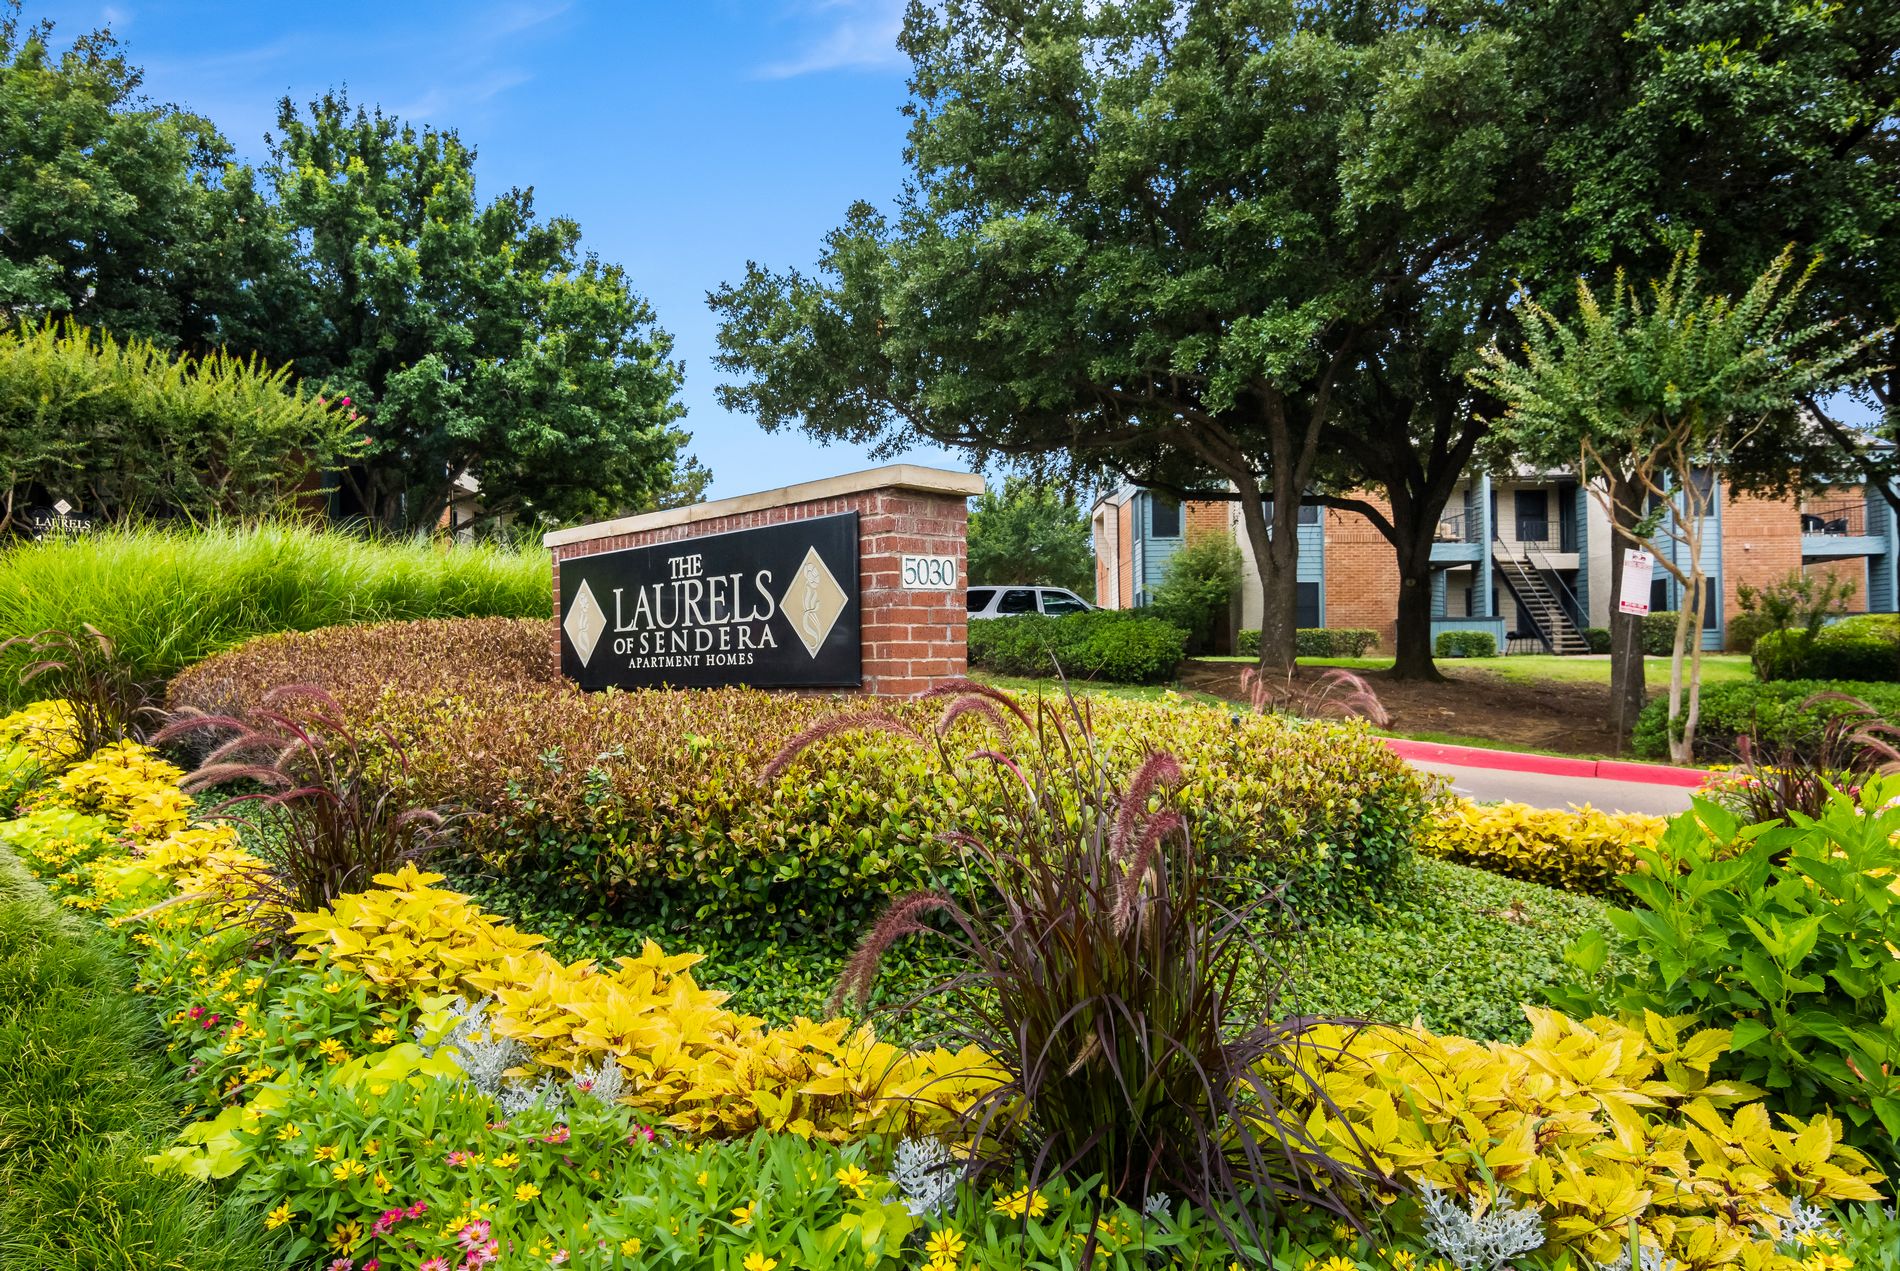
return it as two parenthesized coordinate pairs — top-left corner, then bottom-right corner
(1801, 498), (1885, 558)
(1430, 511), (1483, 564)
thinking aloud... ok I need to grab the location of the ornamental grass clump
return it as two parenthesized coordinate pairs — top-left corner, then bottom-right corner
(156, 685), (453, 921)
(782, 683), (1385, 1248)
(1707, 691), (1900, 825)
(1, 624), (160, 754)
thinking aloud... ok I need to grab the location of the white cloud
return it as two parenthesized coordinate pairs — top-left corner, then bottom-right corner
(757, 0), (906, 79)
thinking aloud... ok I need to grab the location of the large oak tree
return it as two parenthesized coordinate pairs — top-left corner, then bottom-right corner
(710, 0), (1521, 673)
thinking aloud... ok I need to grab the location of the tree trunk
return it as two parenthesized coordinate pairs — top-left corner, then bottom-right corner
(1606, 479), (1649, 749)
(1390, 527), (1443, 681)
(1235, 487), (1298, 675)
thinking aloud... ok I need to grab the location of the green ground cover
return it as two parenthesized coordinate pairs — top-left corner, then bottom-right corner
(0, 850), (281, 1271)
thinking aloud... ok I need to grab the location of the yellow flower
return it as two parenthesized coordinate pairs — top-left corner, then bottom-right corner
(1382, 1252), (1417, 1271)
(364, 1138), (379, 1158)
(313, 1144), (338, 1162)
(331, 1159), (361, 1181)
(834, 1164), (871, 1194)
(493, 1152), (521, 1169)
(373, 1170), (393, 1194)
(1804, 1256), (1853, 1271)
(742, 1253), (777, 1271)
(926, 1230), (967, 1260)
(323, 981), (340, 993)
(731, 1205), (753, 1226)
(371, 1026), (397, 1045)
(620, 1238), (642, 1256)
(265, 1201), (292, 1230)
(696, 1170), (711, 1188)
(274, 1122), (301, 1141)
(1314, 1258), (1360, 1271)
(328, 1219), (362, 1253)
(515, 1182), (541, 1202)
(992, 1187), (1047, 1219)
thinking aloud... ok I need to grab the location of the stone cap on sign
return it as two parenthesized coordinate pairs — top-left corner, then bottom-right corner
(543, 463), (987, 549)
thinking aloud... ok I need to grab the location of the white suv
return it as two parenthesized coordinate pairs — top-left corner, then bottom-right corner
(967, 586), (1095, 619)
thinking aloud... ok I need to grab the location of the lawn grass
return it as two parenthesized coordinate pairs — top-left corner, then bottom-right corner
(1269, 855), (1619, 1042)
(0, 849), (282, 1271)
(1287, 652), (1757, 687)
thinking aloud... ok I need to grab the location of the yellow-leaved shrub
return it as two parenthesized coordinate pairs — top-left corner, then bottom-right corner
(1274, 1008), (1883, 1266)
(0, 699), (84, 767)
(1417, 797), (1665, 896)
(287, 864), (1006, 1141)
(25, 740), (192, 840)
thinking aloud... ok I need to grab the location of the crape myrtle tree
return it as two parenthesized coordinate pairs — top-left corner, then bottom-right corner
(1476, 243), (1887, 754)
(249, 92), (690, 533)
(711, 0), (1525, 674)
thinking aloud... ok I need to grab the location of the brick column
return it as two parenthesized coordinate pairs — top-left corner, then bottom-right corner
(544, 465), (984, 697)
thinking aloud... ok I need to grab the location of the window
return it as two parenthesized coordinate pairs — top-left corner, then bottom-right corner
(1298, 503), (1320, 525)
(1702, 578), (1718, 631)
(1296, 582), (1320, 629)
(1650, 576), (1670, 615)
(1040, 591), (1090, 616)
(1149, 495), (1181, 538)
(1514, 489), (1549, 542)
(966, 588), (996, 613)
(996, 588), (1038, 615)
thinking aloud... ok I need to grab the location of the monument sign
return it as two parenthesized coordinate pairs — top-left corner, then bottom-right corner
(559, 513), (861, 690)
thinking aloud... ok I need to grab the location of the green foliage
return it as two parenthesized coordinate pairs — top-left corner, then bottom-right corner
(1276, 856), (1621, 1044)
(965, 479), (1093, 596)
(174, 622), (1433, 945)
(0, 525), (550, 709)
(0, 15), (275, 348)
(1732, 569), (1857, 657)
(0, 853), (283, 1271)
(1240, 629), (1380, 658)
(256, 91), (690, 531)
(1583, 627), (1613, 654)
(0, 321), (361, 526)
(1631, 679), (1900, 760)
(1149, 535), (1241, 653)
(966, 611), (1185, 684)
(1758, 614), (1900, 683)
(1558, 784), (1900, 1168)
(1642, 612), (1681, 656)
(1433, 630), (1497, 658)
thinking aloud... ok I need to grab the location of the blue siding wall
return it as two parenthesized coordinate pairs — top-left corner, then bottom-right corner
(1571, 485), (1590, 618)
(1870, 490), (1896, 613)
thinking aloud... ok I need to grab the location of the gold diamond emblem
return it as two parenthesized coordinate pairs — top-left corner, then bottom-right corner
(563, 577), (607, 667)
(779, 546), (848, 658)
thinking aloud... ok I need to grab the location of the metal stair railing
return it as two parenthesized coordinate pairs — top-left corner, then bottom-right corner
(1520, 538), (1590, 643)
(1492, 539), (1589, 654)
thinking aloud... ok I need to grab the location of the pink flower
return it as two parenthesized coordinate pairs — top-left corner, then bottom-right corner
(364, 1262), (382, 1271)
(327, 1261), (353, 1271)
(542, 1124), (570, 1144)
(463, 1240), (500, 1268)
(627, 1125), (655, 1145)
(446, 1151), (472, 1168)
(550, 1252), (569, 1266)
(407, 1201), (429, 1219)
(420, 1261), (450, 1271)
(340, 397), (351, 407)
(202, 1013), (221, 1029)
(187, 1005), (205, 1020)
(457, 1221), (492, 1252)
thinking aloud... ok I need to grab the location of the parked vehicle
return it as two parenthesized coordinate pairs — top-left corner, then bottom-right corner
(967, 585), (1095, 619)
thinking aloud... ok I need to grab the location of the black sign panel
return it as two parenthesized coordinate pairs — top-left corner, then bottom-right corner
(558, 512), (861, 690)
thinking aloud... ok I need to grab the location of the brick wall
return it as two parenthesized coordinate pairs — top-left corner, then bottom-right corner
(1720, 493), (1805, 628)
(1322, 498), (1400, 648)
(548, 482), (973, 697)
(1806, 557), (1870, 611)
(1185, 500), (1228, 545)
(1117, 501), (1134, 609)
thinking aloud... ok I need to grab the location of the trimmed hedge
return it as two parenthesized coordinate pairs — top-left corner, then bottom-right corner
(1583, 627), (1612, 654)
(1642, 611), (1680, 655)
(171, 622), (1433, 946)
(966, 610), (1186, 682)
(1757, 613), (1900, 682)
(1236, 628), (1380, 658)
(1631, 678), (1900, 759)
(1433, 630), (1497, 658)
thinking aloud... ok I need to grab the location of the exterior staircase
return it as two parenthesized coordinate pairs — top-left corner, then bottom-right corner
(1493, 544), (1590, 654)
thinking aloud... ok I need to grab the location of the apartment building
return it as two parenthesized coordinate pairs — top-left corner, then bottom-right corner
(1091, 474), (1899, 653)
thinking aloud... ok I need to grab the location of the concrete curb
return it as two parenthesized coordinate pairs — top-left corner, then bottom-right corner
(1382, 738), (1712, 790)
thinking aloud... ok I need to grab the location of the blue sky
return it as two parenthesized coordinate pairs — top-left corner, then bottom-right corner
(35, 0), (964, 499)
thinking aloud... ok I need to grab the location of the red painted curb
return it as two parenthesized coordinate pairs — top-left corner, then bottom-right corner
(1382, 738), (1711, 789)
